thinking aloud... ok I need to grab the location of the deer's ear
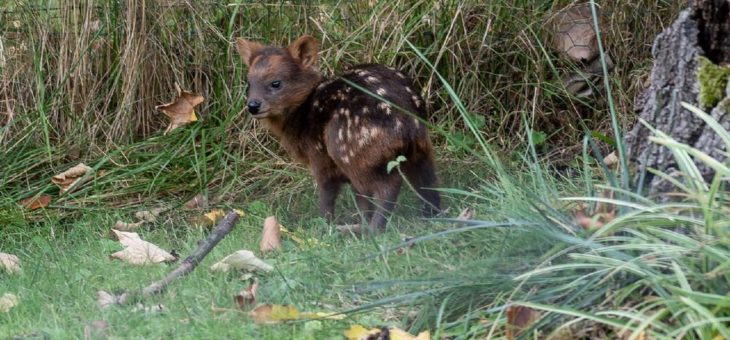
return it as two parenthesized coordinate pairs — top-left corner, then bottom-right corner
(235, 38), (263, 67)
(287, 35), (319, 69)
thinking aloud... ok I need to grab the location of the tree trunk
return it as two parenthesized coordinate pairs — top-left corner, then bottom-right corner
(626, 0), (730, 196)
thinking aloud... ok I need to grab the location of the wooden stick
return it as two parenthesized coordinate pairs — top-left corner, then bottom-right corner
(116, 211), (239, 305)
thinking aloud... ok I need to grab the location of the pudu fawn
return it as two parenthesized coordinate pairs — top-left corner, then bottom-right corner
(236, 35), (440, 233)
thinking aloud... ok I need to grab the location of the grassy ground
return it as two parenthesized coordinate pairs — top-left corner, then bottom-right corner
(6, 1), (730, 339)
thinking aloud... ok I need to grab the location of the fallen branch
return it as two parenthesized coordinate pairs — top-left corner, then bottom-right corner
(105, 211), (240, 307)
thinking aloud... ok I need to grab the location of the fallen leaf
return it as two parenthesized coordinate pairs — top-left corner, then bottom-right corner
(52, 163), (94, 194)
(184, 193), (207, 210)
(83, 320), (109, 340)
(19, 195), (52, 210)
(203, 209), (225, 225)
(390, 327), (430, 340)
(210, 250), (273, 273)
(260, 216), (282, 253)
(97, 291), (118, 309)
(234, 278), (259, 309)
(155, 84), (203, 135)
(109, 230), (176, 265)
(603, 151), (618, 167)
(250, 304), (300, 324)
(344, 325), (429, 340)
(0, 293), (19, 312)
(135, 207), (164, 222)
(344, 324), (380, 340)
(551, 3), (599, 62)
(575, 209), (616, 230)
(114, 220), (145, 231)
(506, 305), (538, 339)
(0, 252), (21, 273)
(110, 229), (143, 246)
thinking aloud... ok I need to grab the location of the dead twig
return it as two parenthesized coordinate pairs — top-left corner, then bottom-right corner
(110, 211), (240, 306)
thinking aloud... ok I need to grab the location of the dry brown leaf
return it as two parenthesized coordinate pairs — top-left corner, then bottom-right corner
(551, 3), (599, 62)
(0, 293), (19, 313)
(603, 151), (618, 167)
(109, 230), (175, 265)
(506, 305), (538, 339)
(114, 220), (145, 231)
(19, 195), (52, 210)
(234, 278), (259, 309)
(0, 252), (21, 274)
(210, 250), (273, 273)
(135, 207), (164, 222)
(155, 84), (203, 135)
(260, 216), (282, 253)
(52, 163), (94, 194)
(184, 193), (208, 210)
(110, 229), (143, 246)
(575, 209), (616, 230)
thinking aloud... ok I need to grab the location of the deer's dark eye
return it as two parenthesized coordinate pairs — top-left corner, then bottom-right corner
(270, 80), (282, 89)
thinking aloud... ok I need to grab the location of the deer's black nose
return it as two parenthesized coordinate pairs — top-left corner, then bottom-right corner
(247, 100), (262, 114)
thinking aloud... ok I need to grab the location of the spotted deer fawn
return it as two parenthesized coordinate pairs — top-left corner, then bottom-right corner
(236, 35), (440, 233)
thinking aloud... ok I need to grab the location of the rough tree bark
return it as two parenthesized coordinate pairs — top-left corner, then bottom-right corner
(626, 0), (730, 195)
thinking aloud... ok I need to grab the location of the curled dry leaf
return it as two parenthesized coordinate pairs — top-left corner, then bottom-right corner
(0, 252), (21, 274)
(114, 220), (145, 231)
(260, 216), (282, 254)
(109, 229), (176, 265)
(234, 278), (259, 309)
(0, 293), (19, 313)
(603, 151), (618, 168)
(52, 163), (94, 194)
(210, 250), (273, 273)
(506, 305), (538, 339)
(19, 195), (52, 211)
(155, 84), (203, 135)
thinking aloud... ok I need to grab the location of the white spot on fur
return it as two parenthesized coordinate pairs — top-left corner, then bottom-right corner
(396, 72), (406, 79)
(378, 102), (392, 115)
(354, 116), (360, 125)
(405, 86), (413, 94)
(395, 119), (403, 131)
(342, 155), (350, 164)
(357, 70), (370, 77)
(366, 76), (379, 84)
(362, 107), (369, 114)
(412, 95), (421, 108)
(413, 118), (420, 126)
(338, 128), (344, 141)
(376, 88), (387, 96)
(348, 149), (355, 157)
